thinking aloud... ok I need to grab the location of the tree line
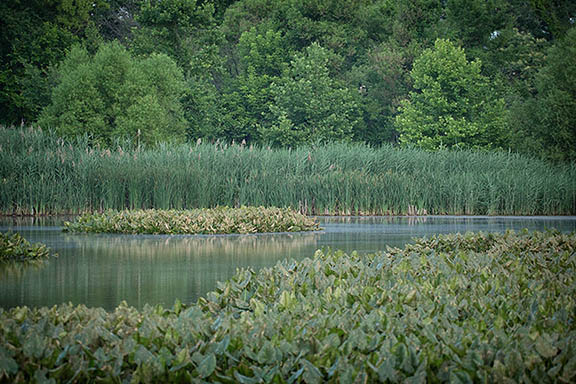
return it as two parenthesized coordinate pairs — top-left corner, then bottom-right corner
(1, 0), (575, 160)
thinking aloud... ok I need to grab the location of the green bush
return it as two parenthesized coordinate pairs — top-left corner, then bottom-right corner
(63, 207), (320, 234)
(1, 231), (575, 382)
(0, 232), (55, 263)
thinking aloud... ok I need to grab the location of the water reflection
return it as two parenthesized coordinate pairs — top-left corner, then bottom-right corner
(0, 215), (574, 310)
(55, 232), (319, 309)
(321, 215), (429, 225)
(0, 260), (48, 279)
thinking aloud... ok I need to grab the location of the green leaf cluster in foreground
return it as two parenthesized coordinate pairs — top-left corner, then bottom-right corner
(0, 232), (55, 263)
(1, 231), (575, 382)
(63, 207), (320, 234)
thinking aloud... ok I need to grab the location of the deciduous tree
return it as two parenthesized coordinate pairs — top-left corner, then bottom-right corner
(39, 43), (186, 145)
(262, 44), (361, 146)
(396, 39), (507, 149)
(511, 27), (576, 161)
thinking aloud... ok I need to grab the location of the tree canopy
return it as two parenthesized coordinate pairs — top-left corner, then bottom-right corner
(1, 0), (575, 158)
(39, 42), (186, 145)
(396, 39), (507, 150)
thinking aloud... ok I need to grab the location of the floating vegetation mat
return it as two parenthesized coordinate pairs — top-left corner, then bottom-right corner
(63, 207), (320, 234)
(1, 230), (575, 382)
(0, 232), (55, 263)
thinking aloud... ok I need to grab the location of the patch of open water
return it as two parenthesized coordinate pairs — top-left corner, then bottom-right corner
(1, 216), (574, 310)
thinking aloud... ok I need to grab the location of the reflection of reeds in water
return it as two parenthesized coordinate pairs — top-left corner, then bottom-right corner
(45, 233), (321, 309)
(62, 232), (319, 260)
(0, 260), (47, 279)
(0, 216), (72, 228)
(406, 216), (428, 225)
(320, 216), (428, 226)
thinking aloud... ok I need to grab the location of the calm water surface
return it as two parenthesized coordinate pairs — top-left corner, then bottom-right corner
(1, 216), (575, 310)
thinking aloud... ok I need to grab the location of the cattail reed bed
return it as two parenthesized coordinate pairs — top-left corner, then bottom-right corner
(1, 126), (575, 216)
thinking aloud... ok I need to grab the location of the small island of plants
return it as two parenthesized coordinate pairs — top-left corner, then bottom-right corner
(0, 232), (55, 263)
(63, 207), (320, 235)
(0, 230), (574, 382)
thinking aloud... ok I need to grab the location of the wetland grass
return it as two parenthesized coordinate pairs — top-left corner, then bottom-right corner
(1, 126), (575, 216)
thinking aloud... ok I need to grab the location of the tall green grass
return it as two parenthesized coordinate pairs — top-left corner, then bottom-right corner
(1, 126), (575, 215)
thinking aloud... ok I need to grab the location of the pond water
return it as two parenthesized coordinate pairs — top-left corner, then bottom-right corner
(1, 216), (575, 311)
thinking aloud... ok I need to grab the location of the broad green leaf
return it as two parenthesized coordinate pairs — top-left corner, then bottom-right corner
(0, 355), (18, 375)
(134, 345), (155, 365)
(377, 358), (397, 383)
(23, 334), (44, 359)
(256, 342), (276, 364)
(535, 336), (558, 358)
(215, 335), (231, 355)
(233, 371), (261, 384)
(301, 359), (323, 384)
(197, 353), (216, 378)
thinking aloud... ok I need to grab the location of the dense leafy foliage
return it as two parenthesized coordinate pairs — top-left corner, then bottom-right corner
(131, 0), (220, 74)
(0, 0), (105, 124)
(38, 42), (187, 145)
(396, 39), (507, 149)
(1, 127), (575, 216)
(262, 44), (362, 146)
(1, 231), (575, 382)
(63, 207), (319, 234)
(2, 0), (576, 159)
(510, 27), (576, 161)
(0, 232), (54, 263)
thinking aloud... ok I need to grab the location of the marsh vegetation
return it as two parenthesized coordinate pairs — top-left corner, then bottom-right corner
(63, 207), (320, 234)
(1, 231), (574, 382)
(2, 127), (574, 216)
(0, 232), (55, 263)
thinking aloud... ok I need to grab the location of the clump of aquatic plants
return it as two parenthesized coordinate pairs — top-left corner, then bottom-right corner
(63, 207), (320, 234)
(0, 232), (54, 263)
(1, 230), (575, 383)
